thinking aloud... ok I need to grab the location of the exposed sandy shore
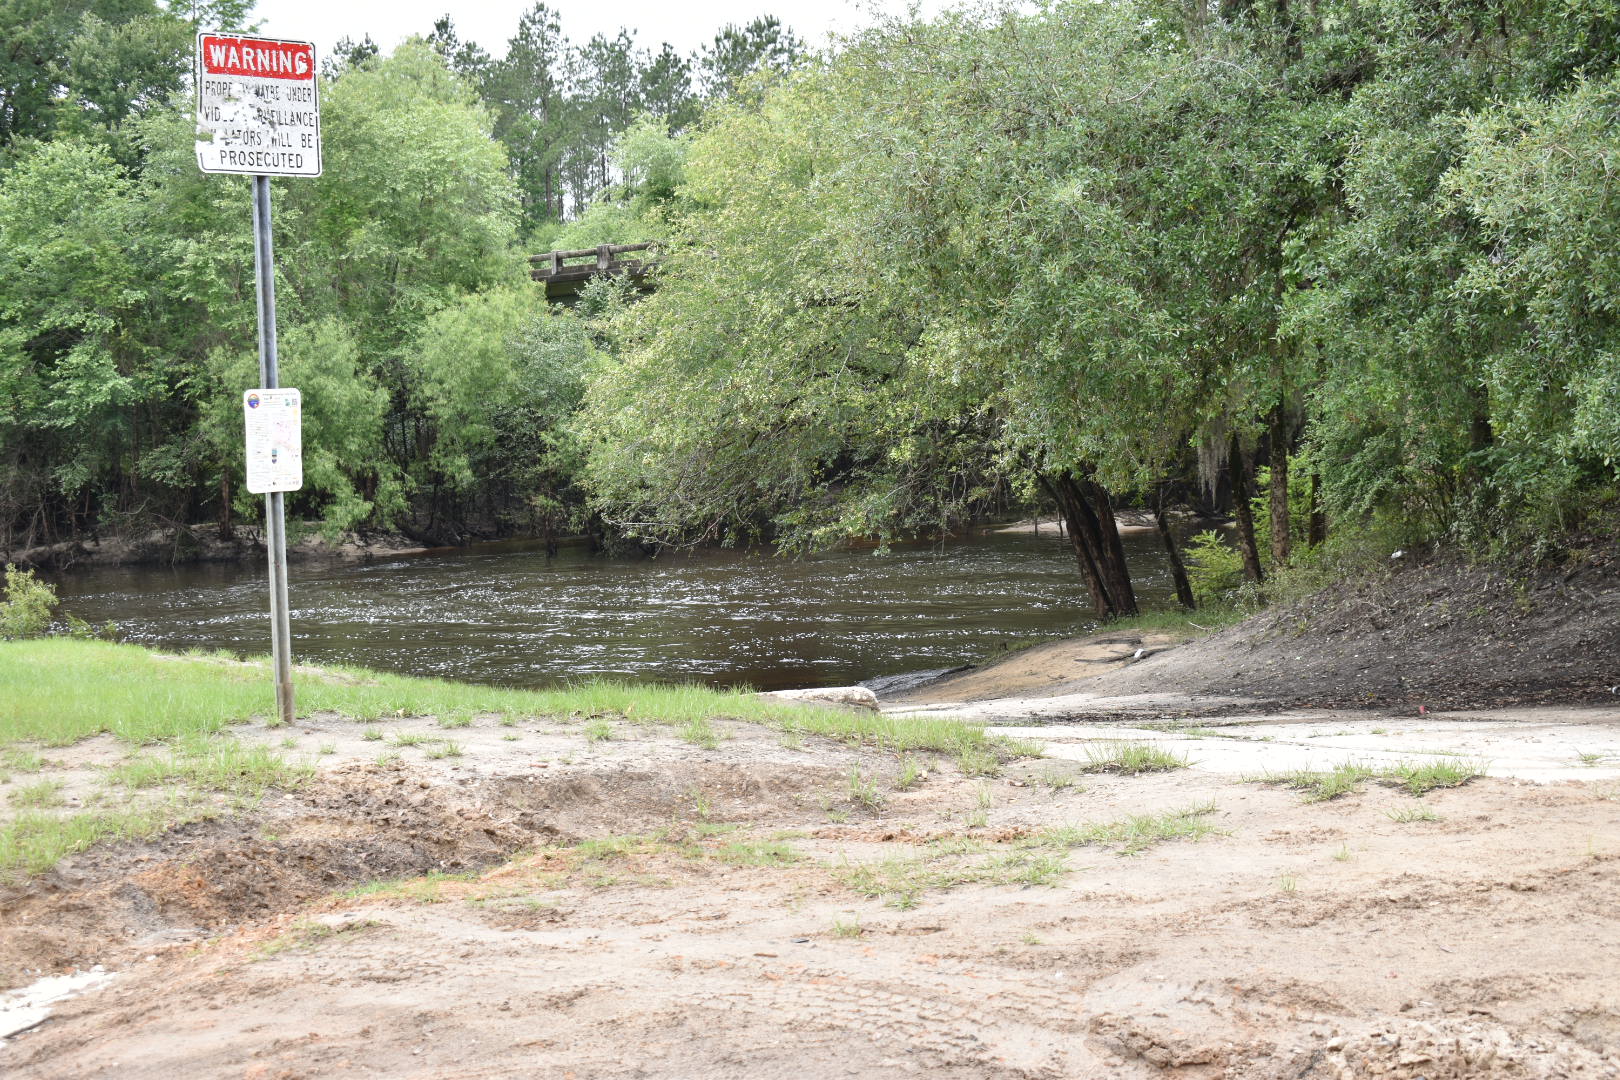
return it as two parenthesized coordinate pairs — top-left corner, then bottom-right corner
(4, 654), (1618, 1078)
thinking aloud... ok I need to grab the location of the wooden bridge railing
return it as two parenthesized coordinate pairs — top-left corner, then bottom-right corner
(528, 242), (659, 302)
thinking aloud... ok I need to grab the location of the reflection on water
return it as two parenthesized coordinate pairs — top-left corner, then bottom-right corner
(48, 530), (1174, 691)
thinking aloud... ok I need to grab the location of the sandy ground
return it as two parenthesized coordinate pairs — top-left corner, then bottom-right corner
(4, 680), (1619, 1079)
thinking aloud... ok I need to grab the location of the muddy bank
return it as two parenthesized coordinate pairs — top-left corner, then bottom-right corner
(6, 523), (444, 571)
(892, 552), (1620, 715)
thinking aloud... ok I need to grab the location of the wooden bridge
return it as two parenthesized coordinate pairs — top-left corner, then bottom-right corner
(529, 242), (658, 303)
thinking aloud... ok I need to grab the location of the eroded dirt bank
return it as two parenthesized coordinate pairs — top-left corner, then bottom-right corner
(3, 702), (1619, 1079)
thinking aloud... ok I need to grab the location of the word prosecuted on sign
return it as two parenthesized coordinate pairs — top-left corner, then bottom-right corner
(243, 388), (303, 494)
(195, 34), (322, 177)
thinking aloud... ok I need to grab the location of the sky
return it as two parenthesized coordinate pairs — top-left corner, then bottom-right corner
(251, 0), (950, 61)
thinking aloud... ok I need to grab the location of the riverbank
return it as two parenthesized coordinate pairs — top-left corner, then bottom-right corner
(5, 542), (1620, 1077)
(1, 633), (1618, 1076)
(6, 523), (443, 571)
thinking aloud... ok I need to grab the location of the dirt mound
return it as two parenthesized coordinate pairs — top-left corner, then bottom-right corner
(0, 753), (859, 988)
(1081, 555), (1620, 710)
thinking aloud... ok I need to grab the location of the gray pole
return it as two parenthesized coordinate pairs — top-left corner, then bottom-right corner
(251, 175), (295, 726)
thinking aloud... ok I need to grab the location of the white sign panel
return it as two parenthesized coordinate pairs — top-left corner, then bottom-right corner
(244, 388), (303, 494)
(196, 33), (321, 177)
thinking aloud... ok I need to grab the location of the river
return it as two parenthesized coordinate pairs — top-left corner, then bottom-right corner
(47, 527), (1176, 691)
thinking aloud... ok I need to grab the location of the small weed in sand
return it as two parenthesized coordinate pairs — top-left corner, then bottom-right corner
(895, 756), (924, 791)
(8, 779), (64, 809)
(830, 916), (864, 938)
(1035, 802), (1221, 856)
(360, 728), (384, 741)
(1277, 875), (1299, 894)
(278, 736), (297, 749)
(1079, 741), (1190, 775)
(252, 918), (382, 961)
(424, 740), (463, 759)
(848, 766), (886, 812)
(955, 746), (1002, 778)
(716, 840), (800, 867)
(1253, 762), (1376, 802)
(1383, 757), (1484, 795)
(1576, 751), (1608, 767)
(1021, 932), (1042, 946)
(373, 751), (400, 766)
(1, 750), (43, 773)
(826, 808), (850, 823)
(687, 787), (714, 820)
(502, 733), (520, 741)
(583, 718), (613, 744)
(1332, 844), (1352, 862)
(1385, 804), (1440, 823)
(1039, 768), (1080, 791)
(681, 716), (720, 749)
(438, 712), (473, 729)
(966, 784), (993, 827)
(318, 743), (336, 756)
(779, 729), (806, 750)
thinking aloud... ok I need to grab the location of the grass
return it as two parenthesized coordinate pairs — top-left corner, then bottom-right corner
(583, 718), (613, 743)
(895, 756), (923, 790)
(1077, 740), (1190, 775)
(104, 735), (312, 797)
(847, 766), (885, 812)
(830, 916), (863, 938)
(838, 802), (1221, 906)
(1031, 802), (1221, 856)
(1249, 757), (1485, 801)
(1254, 762), (1377, 802)
(1385, 804), (1440, 823)
(0, 798), (211, 877)
(0, 641), (1031, 766)
(8, 779), (65, 808)
(1, 749), (44, 773)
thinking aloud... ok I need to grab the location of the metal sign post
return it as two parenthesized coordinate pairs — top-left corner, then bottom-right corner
(197, 34), (321, 726)
(251, 177), (294, 725)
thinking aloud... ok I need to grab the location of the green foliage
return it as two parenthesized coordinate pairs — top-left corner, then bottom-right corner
(1183, 532), (1247, 608)
(0, 565), (58, 639)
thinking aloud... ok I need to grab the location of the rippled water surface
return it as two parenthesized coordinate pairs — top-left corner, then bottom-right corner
(49, 530), (1175, 691)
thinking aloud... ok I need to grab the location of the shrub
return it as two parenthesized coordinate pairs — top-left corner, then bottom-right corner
(0, 565), (58, 640)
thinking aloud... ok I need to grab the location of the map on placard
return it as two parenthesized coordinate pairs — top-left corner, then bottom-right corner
(244, 388), (303, 494)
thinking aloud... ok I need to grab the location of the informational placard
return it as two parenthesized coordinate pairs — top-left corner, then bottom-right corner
(244, 388), (303, 494)
(195, 33), (321, 177)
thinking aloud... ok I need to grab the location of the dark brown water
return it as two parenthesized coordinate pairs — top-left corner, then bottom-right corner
(48, 529), (1175, 691)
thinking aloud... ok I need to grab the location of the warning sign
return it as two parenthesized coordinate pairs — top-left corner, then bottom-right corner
(196, 33), (321, 177)
(244, 388), (303, 494)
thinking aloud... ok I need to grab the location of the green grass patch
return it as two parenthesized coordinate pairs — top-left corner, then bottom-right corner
(0, 799), (209, 877)
(1078, 740), (1190, 775)
(1252, 761), (1377, 802)
(104, 735), (312, 797)
(0, 641), (1029, 765)
(8, 778), (65, 808)
(1382, 757), (1486, 795)
(1249, 757), (1485, 801)
(1031, 801), (1221, 855)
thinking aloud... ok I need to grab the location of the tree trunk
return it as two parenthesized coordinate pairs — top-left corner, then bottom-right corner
(1156, 489), (1196, 610)
(219, 475), (234, 542)
(1039, 472), (1138, 619)
(1228, 435), (1265, 583)
(1081, 477), (1138, 616)
(1268, 407), (1292, 568)
(1308, 470), (1326, 547)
